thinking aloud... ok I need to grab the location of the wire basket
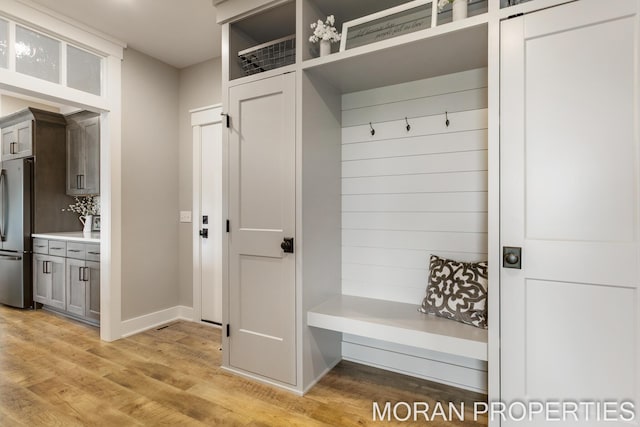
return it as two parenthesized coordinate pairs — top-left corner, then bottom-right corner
(238, 35), (296, 76)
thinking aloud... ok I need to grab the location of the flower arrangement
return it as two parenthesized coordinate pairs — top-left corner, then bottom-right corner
(309, 15), (341, 44)
(65, 196), (100, 218)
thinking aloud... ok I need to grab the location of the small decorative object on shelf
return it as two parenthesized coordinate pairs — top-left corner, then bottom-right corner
(309, 15), (341, 57)
(439, 0), (468, 21)
(64, 195), (100, 234)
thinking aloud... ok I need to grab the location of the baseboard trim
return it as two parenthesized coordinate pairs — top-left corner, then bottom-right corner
(120, 305), (194, 338)
(221, 366), (303, 396)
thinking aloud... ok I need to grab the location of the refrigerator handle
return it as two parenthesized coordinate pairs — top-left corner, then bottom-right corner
(0, 169), (5, 241)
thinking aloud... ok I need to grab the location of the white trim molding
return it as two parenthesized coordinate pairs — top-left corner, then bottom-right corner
(120, 306), (195, 338)
(191, 104), (223, 323)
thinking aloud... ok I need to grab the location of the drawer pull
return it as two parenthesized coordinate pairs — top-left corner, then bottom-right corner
(87, 251), (100, 255)
(50, 247), (63, 250)
(68, 249), (81, 252)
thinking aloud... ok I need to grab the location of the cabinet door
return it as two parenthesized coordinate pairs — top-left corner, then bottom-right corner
(66, 258), (85, 316)
(85, 261), (100, 321)
(33, 254), (50, 304)
(66, 117), (99, 196)
(228, 73), (296, 385)
(83, 118), (100, 195)
(48, 256), (66, 310)
(66, 122), (85, 195)
(1, 121), (32, 160)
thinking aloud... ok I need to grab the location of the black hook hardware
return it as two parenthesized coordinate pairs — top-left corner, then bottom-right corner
(405, 117), (411, 132)
(369, 122), (375, 136)
(445, 111), (450, 128)
(221, 112), (230, 128)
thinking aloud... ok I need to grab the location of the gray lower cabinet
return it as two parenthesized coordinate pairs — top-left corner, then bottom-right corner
(66, 258), (100, 321)
(33, 253), (66, 311)
(33, 238), (100, 324)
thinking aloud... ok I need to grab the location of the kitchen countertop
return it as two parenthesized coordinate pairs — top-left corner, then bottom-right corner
(32, 232), (100, 243)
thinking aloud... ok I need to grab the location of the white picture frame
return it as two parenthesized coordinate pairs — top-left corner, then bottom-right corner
(339, 0), (438, 52)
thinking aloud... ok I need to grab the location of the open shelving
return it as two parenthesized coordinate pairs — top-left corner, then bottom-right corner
(301, 14), (488, 93)
(228, 1), (296, 81)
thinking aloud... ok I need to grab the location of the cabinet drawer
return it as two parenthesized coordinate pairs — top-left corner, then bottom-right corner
(33, 238), (49, 254)
(48, 241), (67, 257)
(66, 242), (86, 259)
(85, 244), (100, 262)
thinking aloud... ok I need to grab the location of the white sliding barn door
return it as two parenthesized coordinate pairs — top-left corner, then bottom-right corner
(227, 73), (296, 385)
(500, 0), (640, 425)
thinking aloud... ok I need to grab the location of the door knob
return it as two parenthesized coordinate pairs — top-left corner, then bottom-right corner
(199, 228), (208, 239)
(281, 237), (294, 254)
(503, 246), (522, 269)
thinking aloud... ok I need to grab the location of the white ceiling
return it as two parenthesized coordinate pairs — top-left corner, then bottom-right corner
(28, 0), (222, 69)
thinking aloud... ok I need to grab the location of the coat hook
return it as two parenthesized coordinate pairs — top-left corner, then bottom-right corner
(369, 122), (375, 136)
(405, 117), (411, 132)
(445, 111), (450, 128)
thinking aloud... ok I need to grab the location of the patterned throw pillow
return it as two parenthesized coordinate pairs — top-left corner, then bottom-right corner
(419, 255), (488, 329)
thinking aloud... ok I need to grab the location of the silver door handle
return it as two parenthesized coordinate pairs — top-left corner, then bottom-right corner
(0, 254), (21, 261)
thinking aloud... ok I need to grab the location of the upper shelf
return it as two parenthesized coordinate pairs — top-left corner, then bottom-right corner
(302, 14), (488, 94)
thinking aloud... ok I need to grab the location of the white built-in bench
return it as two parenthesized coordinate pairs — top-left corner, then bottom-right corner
(307, 295), (488, 361)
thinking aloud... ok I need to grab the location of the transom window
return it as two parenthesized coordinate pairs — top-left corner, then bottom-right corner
(1, 19), (103, 96)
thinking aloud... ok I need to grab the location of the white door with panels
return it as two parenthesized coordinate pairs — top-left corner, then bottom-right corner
(192, 106), (223, 324)
(227, 73), (296, 385)
(501, 0), (639, 425)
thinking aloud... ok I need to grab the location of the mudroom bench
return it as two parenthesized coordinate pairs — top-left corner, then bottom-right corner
(307, 295), (488, 361)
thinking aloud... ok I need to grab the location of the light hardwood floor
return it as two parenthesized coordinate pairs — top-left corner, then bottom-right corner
(0, 305), (487, 426)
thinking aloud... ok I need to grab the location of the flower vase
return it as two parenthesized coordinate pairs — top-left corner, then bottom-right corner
(319, 40), (331, 57)
(82, 215), (93, 234)
(452, 0), (468, 21)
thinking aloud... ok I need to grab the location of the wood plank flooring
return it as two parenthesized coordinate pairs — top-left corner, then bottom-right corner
(0, 305), (488, 426)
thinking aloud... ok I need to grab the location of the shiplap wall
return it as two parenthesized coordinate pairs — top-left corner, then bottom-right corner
(342, 68), (488, 305)
(340, 68), (489, 392)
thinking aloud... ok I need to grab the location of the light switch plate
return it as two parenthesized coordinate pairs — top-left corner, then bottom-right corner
(179, 211), (192, 223)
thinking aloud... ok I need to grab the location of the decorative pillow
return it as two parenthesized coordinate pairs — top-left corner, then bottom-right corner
(419, 255), (488, 329)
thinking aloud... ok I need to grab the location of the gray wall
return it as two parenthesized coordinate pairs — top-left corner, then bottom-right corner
(121, 48), (180, 320)
(178, 57), (222, 307)
(0, 95), (60, 115)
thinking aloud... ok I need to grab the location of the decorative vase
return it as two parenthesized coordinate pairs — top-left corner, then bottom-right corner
(319, 40), (331, 57)
(452, 0), (468, 21)
(81, 215), (93, 234)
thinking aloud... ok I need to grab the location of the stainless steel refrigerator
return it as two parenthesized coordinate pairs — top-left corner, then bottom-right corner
(0, 158), (33, 308)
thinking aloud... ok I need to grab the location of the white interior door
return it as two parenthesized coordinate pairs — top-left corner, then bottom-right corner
(199, 120), (223, 324)
(500, 1), (640, 425)
(228, 73), (296, 385)
(192, 105), (223, 325)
